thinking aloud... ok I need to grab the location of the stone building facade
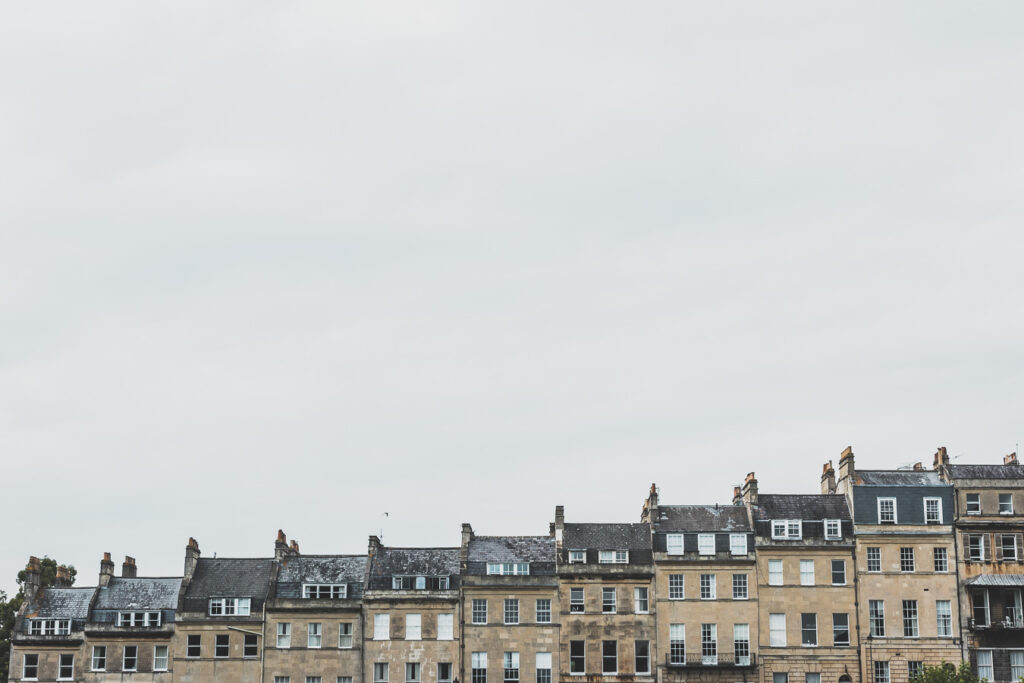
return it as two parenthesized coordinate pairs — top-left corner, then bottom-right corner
(8, 450), (1023, 683)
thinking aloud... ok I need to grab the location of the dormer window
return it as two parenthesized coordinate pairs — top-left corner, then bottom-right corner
(771, 520), (802, 540)
(698, 534), (715, 555)
(824, 520), (841, 539)
(303, 584), (347, 599)
(924, 498), (942, 524)
(117, 612), (161, 627)
(487, 563), (529, 575)
(666, 535), (684, 555)
(599, 550), (628, 564)
(392, 575), (449, 590)
(568, 550), (586, 564)
(877, 498), (897, 524)
(28, 619), (71, 635)
(209, 597), (251, 616)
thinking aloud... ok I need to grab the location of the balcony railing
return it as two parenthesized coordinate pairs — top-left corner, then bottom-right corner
(968, 617), (1024, 631)
(665, 654), (756, 668)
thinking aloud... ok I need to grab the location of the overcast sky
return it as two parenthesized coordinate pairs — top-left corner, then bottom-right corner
(2, 2), (1023, 595)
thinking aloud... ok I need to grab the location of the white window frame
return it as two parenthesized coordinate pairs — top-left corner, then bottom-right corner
(923, 498), (942, 524)
(536, 653), (552, 683)
(487, 563), (530, 576)
(407, 663), (421, 683)
(308, 622), (323, 648)
(730, 533), (748, 555)
(831, 559), (846, 586)
(186, 634), (201, 658)
(900, 547), (916, 573)
(867, 547), (881, 572)
(437, 614), (453, 640)
(374, 614), (390, 640)
(339, 621), (354, 648)
(772, 520), (802, 540)
(902, 600), (919, 637)
(666, 534), (684, 555)
(209, 597), (251, 616)
(734, 623), (750, 665)
(769, 613), (786, 646)
(535, 599), (551, 624)
(569, 641), (584, 675)
(123, 645), (138, 671)
(733, 573), (748, 599)
(869, 600), (885, 637)
(977, 650), (993, 682)
(472, 599), (488, 623)
(874, 661), (890, 683)
(699, 573), (716, 600)
(668, 574), (684, 600)
(58, 653), (74, 681)
(966, 493), (981, 515)
(1010, 651), (1024, 681)
(405, 614), (421, 640)
(934, 547), (949, 572)
(303, 583), (347, 599)
(698, 534), (715, 556)
(568, 549), (586, 564)
(601, 641), (617, 675)
(800, 559), (814, 586)
(669, 624), (685, 665)
(504, 651), (520, 682)
(768, 559), (783, 585)
(1002, 534), (1019, 561)
(968, 534), (988, 562)
(824, 519), (841, 539)
(375, 663), (390, 683)
(1000, 493), (1014, 515)
(570, 588), (584, 613)
(701, 623), (718, 665)
(504, 599), (519, 625)
(154, 645), (169, 672)
(877, 497), (897, 524)
(91, 645), (106, 672)
(936, 600), (952, 636)
(801, 612), (817, 647)
(23, 654), (39, 680)
(277, 622), (291, 648)
(602, 587), (617, 613)
(599, 550), (628, 564)
(634, 587), (649, 613)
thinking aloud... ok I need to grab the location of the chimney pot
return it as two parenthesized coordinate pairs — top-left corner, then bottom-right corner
(913, 462), (924, 472)
(289, 540), (299, 553)
(121, 556), (137, 578)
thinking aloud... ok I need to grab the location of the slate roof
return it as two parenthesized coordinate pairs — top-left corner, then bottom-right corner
(857, 470), (945, 486)
(755, 495), (852, 521)
(25, 587), (94, 620)
(94, 577), (181, 610)
(278, 555), (367, 585)
(369, 547), (460, 578)
(656, 505), (750, 532)
(948, 464), (1024, 480)
(468, 536), (555, 563)
(563, 523), (651, 551)
(965, 574), (1024, 587)
(185, 558), (274, 599)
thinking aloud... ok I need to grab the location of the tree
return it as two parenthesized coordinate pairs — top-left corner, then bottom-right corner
(910, 662), (981, 683)
(0, 557), (76, 681)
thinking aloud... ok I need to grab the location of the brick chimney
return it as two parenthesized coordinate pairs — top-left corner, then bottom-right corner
(1005, 452), (1018, 466)
(368, 535), (382, 559)
(23, 556), (42, 604)
(836, 447), (855, 494)
(732, 486), (743, 506)
(274, 530), (289, 561)
(460, 523), (474, 571)
(183, 537), (201, 586)
(554, 505), (565, 554)
(821, 461), (836, 494)
(641, 483), (659, 523)
(289, 540), (299, 555)
(912, 462), (924, 472)
(54, 565), (73, 588)
(741, 472), (758, 506)
(121, 556), (137, 578)
(933, 446), (950, 470)
(99, 552), (115, 587)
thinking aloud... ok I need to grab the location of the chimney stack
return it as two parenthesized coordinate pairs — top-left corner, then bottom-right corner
(121, 556), (137, 578)
(54, 565), (73, 588)
(836, 447), (855, 494)
(460, 523), (474, 571)
(741, 472), (758, 506)
(368, 535), (382, 558)
(23, 557), (42, 604)
(1005, 452), (1018, 466)
(274, 530), (289, 561)
(99, 552), (115, 587)
(732, 486), (743, 506)
(641, 483), (659, 523)
(289, 540), (299, 555)
(183, 537), (201, 586)
(913, 462), (924, 472)
(821, 461), (836, 494)
(933, 446), (950, 470)
(554, 505), (565, 554)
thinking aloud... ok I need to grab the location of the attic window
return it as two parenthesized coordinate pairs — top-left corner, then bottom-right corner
(599, 550), (628, 564)
(771, 520), (802, 540)
(666, 535), (684, 555)
(392, 576), (449, 590)
(824, 520), (841, 539)
(303, 584), (347, 599)
(877, 498), (897, 524)
(117, 612), (161, 627)
(568, 550), (586, 563)
(28, 619), (71, 635)
(209, 597), (251, 616)
(487, 563), (529, 576)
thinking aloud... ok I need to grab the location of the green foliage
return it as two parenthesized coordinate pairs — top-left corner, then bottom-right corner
(2, 556), (76, 681)
(910, 662), (981, 683)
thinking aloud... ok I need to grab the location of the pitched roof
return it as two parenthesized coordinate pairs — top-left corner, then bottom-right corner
(755, 494), (851, 521)
(278, 556), (367, 585)
(563, 523), (650, 551)
(26, 587), (94, 620)
(468, 536), (555, 563)
(655, 505), (750, 532)
(369, 547), (460, 578)
(185, 558), (274, 599)
(948, 464), (1024, 480)
(857, 470), (945, 486)
(94, 578), (181, 610)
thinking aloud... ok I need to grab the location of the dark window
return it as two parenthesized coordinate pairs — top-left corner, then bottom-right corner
(934, 547), (948, 572)
(801, 613), (817, 646)
(244, 634), (258, 658)
(123, 645), (138, 671)
(634, 640), (650, 674)
(216, 634), (229, 658)
(59, 654), (74, 679)
(570, 641), (585, 674)
(438, 663), (453, 683)
(833, 613), (850, 646)
(187, 634), (201, 657)
(23, 654), (39, 679)
(570, 588), (584, 613)
(831, 560), (846, 585)
(867, 547), (881, 572)
(602, 641), (617, 674)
